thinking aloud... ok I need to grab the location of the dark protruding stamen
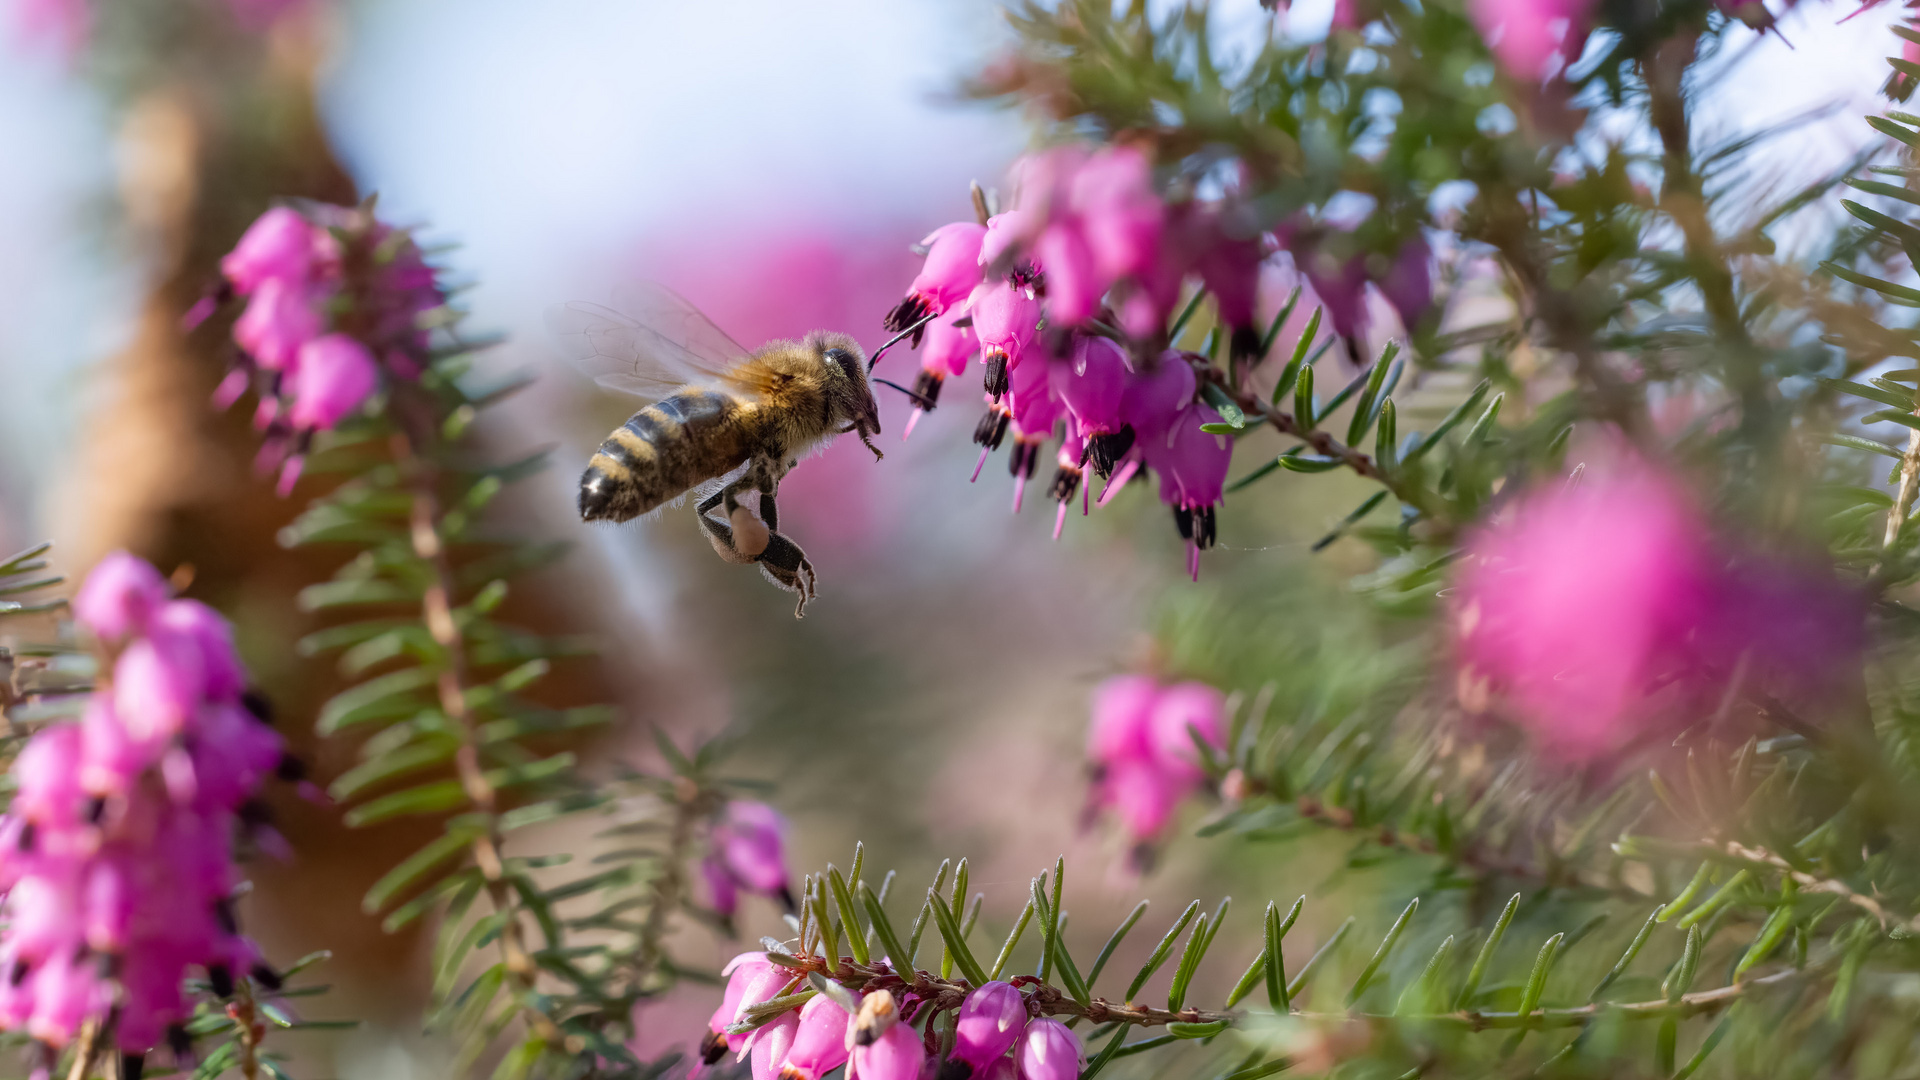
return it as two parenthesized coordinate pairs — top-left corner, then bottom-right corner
(240, 689), (273, 726)
(1009, 441), (1041, 480)
(213, 899), (239, 936)
(121, 1053), (146, 1080)
(1050, 466), (1082, 504)
(1173, 505), (1195, 541)
(18, 822), (35, 852)
(85, 797), (106, 825)
(1197, 506), (1218, 549)
(208, 964), (235, 999)
(983, 353), (1010, 400)
(167, 1025), (195, 1066)
(1086, 426), (1136, 479)
(972, 409), (1011, 451)
(699, 1031), (729, 1066)
(274, 753), (307, 783)
(251, 963), (284, 992)
(883, 294), (932, 339)
(911, 370), (945, 411)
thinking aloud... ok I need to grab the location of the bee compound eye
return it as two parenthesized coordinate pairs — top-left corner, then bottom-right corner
(823, 347), (852, 370)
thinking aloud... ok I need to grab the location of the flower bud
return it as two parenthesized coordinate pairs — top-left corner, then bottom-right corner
(948, 982), (1027, 1076)
(72, 553), (169, 642)
(751, 1011), (801, 1080)
(288, 334), (380, 431)
(849, 1010), (925, 1080)
(1015, 1019), (1080, 1080)
(232, 277), (322, 372)
(221, 207), (317, 296)
(780, 992), (853, 1080)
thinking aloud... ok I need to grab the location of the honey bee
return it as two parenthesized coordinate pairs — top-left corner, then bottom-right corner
(549, 284), (884, 617)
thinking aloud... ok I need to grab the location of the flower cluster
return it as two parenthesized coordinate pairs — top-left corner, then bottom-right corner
(1084, 675), (1225, 853)
(191, 202), (445, 495)
(879, 152), (1285, 575)
(701, 969), (1082, 1080)
(702, 800), (795, 918)
(0, 554), (286, 1057)
(1453, 470), (1864, 761)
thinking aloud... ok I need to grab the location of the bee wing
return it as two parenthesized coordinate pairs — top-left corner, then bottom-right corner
(546, 283), (758, 401)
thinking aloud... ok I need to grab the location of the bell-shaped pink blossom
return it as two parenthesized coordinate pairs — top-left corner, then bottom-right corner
(1051, 335), (1132, 438)
(153, 599), (245, 702)
(1466, 0), (1598, 79)
(912, 223), (988, 315)
(950, 982), (1028, 1075)
(287, 334), (379, 431)
(722, 959), (796, 1055)
(1073, 146), (1163, 282)
(703, 855), (741, 919)
(1088, 675), (1159, 767)
(888, 223), (989, 336)
(11, 726), (86, 835)
(1147, 682), (1225, 783)
(1005, 345), (1063, 435)
(72, 552), (170, 642)
(969, 280), (1044, 400)
(779, 992), (853, 1080)
(1146, 405), (1232, 564)
(1015, 1018), (1081, 1080)
(1119, 353), (1196, 449)
(849, 1014), (926, 1080)
(1453, 472), (1717, 760)
(1033, 223), (1102, 326)
(752, 1011), (802, 1080)
(980, 210), (1043, 269)
(112, 633), (205, 744)
(702, 955), (775, 1062)
(978, 1059), (1017, 1080)
(1378, 235), (1433, 335)
(711, 801), (791, 905)
(220, 207), (317, 297)
(1193, 209), (1267, 361)
(232, 277), (322, 372)
(1295, 245), (1370, 344)
(923, 309), (978, 379)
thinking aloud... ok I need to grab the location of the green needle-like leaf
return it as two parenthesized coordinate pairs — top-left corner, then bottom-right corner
(1266, 896), (1302, 1010)
(1272, 308), (1322, 406)
(1457, 894), (1521, 1009)
(1088, 900), (1149, 989)
(828, 865), (869, 965)
(1590, 906), (1664, 1002)
(991, 898), (1037, 981)
(861, 883), (910, 974)
(1515, 932), (1565, 1021)
(1347, 898), (1418, 1005)
(927, 887), (989, 987)
(1287, 917), (1353, 1000)
(1127, 900), (1202, 1003)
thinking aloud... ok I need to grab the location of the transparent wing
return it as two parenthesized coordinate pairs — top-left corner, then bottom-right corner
(546, 282), (756, 401)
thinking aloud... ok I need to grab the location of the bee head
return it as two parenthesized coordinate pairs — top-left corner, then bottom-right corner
(809, 331), (883, 461)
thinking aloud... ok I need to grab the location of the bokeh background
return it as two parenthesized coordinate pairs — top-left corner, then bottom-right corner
(0, 1), (1905, 1075)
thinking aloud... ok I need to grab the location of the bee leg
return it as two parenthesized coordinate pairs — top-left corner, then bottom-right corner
(696, 479), (767, 564)
(754, 532), (817, 618)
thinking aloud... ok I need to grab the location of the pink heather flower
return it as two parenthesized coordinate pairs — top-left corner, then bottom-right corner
(1147, 682), (1226, 783)
(1088, 675), (1159, 765)
(1015, 1019), (1081, 1080)
(703, 854), (741, 918)
(888, 223), (989, 337)
(232, 277), (322, 372)
(1378, 234), (1434, 335)
(1453, 473), (1717, 760)
(1032, 222), (1102, 326)
(968, 280), (1044, 401)
(1072, 146), (1163, 283)
(220, 207), (317, 297)
(72, 552), (170, 642)
(849, 1012), (926, 1080)
(714, 801), (791, 899)
(704, 955), (778, 1062)
(778, 993), (853, 1080)
(1085, 675), (1226, 845)
(903, 308), (982, 440)
(1466, 0), (1598, 80)
(0, 559), (282, 1053)
(752, 1012), (802, 1080)
(1052, 335), (1131, 438)
(1295, 245), (1370, 345)
(979, 1059), (1017, 1080)
(1146, 405), (1233, 565)
(287, 334), (380, 431)
(1192, 210), (1267, 362)
(1119, 353), (1196, 449)
(950, 982), (1029, 1076)
(980, 210), (1043, 269)
(1048, 432), (1088, 538)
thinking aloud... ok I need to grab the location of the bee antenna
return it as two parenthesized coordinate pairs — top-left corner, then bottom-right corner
(867, 312), (939, 373)
(872, 377), (938, 410)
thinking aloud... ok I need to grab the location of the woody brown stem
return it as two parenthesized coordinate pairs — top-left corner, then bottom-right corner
(391, 415), (567, 1052)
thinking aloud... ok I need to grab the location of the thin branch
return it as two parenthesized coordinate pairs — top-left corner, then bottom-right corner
(1718, 841), (1920, 936)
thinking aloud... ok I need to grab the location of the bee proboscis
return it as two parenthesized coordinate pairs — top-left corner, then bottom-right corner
(549, 284), (883, 617)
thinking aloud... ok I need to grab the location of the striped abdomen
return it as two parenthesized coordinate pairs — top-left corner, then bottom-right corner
(579, 389), (753, 522)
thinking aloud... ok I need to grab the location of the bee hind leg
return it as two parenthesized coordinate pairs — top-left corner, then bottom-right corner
(696, 479), (770, 564)
(755, 532), (817, 618)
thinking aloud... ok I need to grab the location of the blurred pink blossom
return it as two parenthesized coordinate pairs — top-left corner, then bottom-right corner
(1085, 674), (1225, 847)
(72, 551), (169, 642)
(1015, 1018), (1081, 1080)
(1466, 0), (1598, 80)
(703, 801), (793, 917)
(287, 334), (379, 431)
(778, 993), (853, 1080)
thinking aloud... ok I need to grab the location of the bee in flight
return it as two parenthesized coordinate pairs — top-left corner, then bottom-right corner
(549, 284), (885, 617)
